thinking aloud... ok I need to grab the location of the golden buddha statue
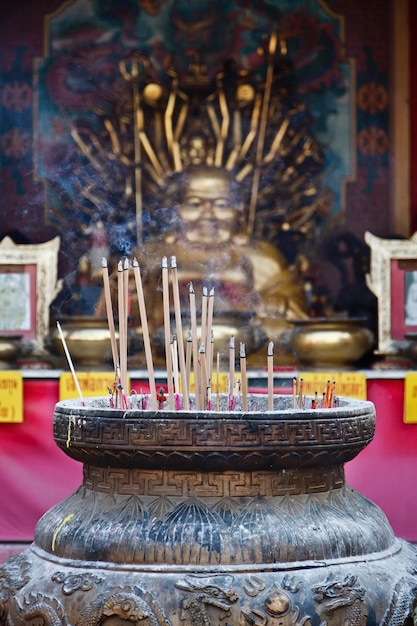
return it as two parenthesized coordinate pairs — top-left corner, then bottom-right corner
(95, 164), (308, 361)
(89, 44), (327, 362)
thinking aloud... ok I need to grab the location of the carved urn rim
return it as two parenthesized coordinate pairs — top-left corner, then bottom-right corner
(54, 393), (374, 417)
(53, 394), (375, 471)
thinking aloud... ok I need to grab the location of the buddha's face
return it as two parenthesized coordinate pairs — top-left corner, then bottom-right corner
(183, 136), (208, 166)
(178, 168), (243, 244)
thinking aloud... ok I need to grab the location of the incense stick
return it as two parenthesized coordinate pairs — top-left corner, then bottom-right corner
(206, 287), (215, 379)
(117, 260), (127, 395)
(171, 335), (180, 397)
(201, 286), (208, 349)
(199, 342), (209, 409)
(267, 341), (274, 410)
(56, 321), (84, 404)
(122, 257), (130, 394)
(132, 258), (157, 410)
(186, 328), (192, 399)
(188, 282), (201, 409)
(207, 379), (212, 411)
(216, 351), (220, 411)
(292, 377), (297, 409)
(170, 256), (189, 409)
(162, 256), (174, 409)
(329, 380), (336, 408)
(101, 258), (119, 374)
(299, 378), (304, 409)
(228, 336), (235, 409)
(240, 342), (248, 411)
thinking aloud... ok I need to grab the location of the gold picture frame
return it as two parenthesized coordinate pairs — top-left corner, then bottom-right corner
(0, 236), (62, 347)
(365, 231), (417, 354)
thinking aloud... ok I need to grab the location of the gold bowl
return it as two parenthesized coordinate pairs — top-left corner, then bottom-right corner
(289, 317), (374, 369)
(49, 317), (115, 366)
(49, 316), (143, 366)
(48, 315), (143, 367)
(0, 335), (22, 369)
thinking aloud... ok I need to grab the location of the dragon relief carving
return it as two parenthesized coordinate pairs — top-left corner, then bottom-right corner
(313, 575), (367, 626)
(175, 574), (238, 626)
(379, 578), (417, 626)
(21, 593), (66, 626)
(241, 576), (311, 626)
(0, 554), (31, 626)
(76, 586), (170, 626)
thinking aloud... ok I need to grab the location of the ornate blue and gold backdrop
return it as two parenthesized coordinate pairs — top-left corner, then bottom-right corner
(0, 0), (393, 310)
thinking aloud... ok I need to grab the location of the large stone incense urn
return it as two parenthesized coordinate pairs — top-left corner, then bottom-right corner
(1, 394), (417, 626)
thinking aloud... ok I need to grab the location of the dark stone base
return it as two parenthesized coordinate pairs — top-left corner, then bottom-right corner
(1, 539), (416, 626)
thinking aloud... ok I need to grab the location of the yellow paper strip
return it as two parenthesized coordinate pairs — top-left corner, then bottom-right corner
(0, 372), (23, 423)
(297, 372), (367, 401)
(59, 372), (129, 401)
(186, 371), (241, 395)
(404, 372), (417, 423)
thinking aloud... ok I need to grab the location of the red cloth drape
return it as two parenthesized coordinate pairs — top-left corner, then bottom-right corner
(0, 380), (82, 541)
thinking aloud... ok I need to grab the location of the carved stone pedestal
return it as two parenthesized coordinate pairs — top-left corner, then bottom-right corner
(1, 395), (416, 626)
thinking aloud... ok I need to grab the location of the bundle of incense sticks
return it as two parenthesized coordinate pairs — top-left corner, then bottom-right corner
(101, 256), (158, 409)
(99, 254), (252, 411)
(292, 377), (337, 410)
(99, 255), (340, 412)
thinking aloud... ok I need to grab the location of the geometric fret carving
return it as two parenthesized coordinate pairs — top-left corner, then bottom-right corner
(61, 415), (374, 449)
(54, 404), (375, 471)
(83, 465), (345, 496)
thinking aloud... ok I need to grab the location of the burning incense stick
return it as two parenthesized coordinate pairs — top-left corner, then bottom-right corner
(101, 258), (119, 374)
(162, 256), (174, 409)
(267, 341), (274, 410)
(299, 378), (304, 410)
(170, 256), (189, 409)
(186, 328), (192, 398)
(216, 351), (220, 411)
(240, 342), (248, 411)
(208, 329), (214, 389)
(171, 335), (180, 399)
(201, 286), (208, 349)
(322, 380), (336, 408)
(329, 380), (336, 408)
(231, 379), (239, 410)
(199, 342), (209, 409)
(122, 257), (130, 392)
(117, 261), (127, 393)
(189, 282), (201, 409)
(207, 380), (212, 411)
(228, 336), (235, 401)
(292, 377), (297, 409)
(56, 321), (84, 404)
(322, 380), (329, 408)
(206, 287), (215, 379)
(132, 258), (157, 410)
